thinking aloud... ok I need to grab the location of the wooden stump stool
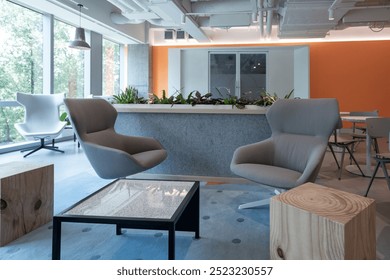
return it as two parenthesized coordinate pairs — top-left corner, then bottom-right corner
(0, 161), (54, 246)
(270, 182), (376, 260)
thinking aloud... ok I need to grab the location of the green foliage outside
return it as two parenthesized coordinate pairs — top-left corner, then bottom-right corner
(0, 1), (86, 145)
(0, 2), (43, 144)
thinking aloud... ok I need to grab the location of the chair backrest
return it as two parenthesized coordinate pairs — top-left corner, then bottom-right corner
(64, 98), (117, 142)
(266, 98), (340, 173)
(266, 98), (340, 139)
(366, 117), (390, 139)
(17, 92), (64, 128)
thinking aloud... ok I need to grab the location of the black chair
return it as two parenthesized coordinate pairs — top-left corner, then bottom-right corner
(328, 118), (364, 180)
(364, 117), (390, 196)
(350, 110), (379, 154)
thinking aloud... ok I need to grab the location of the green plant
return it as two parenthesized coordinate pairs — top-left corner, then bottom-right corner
(215, 88), (250, 109)
(252, 89), (294, 106)
(59, 112), (70, 125)
(260, 91), (278, 106)
(142, 88), (294, 108)
(150, 89), (174, 105)
(171, 89), (194, 105)
(284, 89), (294, 99)
(113, 86), (147, 104)
(188, 91), (216, 106)
(223, 95), (237, 106)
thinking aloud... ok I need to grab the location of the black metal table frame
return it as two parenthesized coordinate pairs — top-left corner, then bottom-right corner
(52, 179), (200, 260)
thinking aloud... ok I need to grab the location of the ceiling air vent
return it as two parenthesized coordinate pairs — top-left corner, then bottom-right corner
(164, 30), (174, 40)
(176, 30), (186, 39)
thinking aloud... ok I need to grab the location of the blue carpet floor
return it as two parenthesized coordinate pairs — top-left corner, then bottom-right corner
(0, 174), (272, 260)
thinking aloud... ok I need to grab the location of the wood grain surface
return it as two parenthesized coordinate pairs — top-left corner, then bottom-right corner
(270, 182), (376, 260)
(0, 162), (53, 246)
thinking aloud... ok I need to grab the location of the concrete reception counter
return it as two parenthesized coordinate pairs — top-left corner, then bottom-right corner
(114, 104), (271, 178)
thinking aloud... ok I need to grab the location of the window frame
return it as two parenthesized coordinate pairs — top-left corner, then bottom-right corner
(208, 50), (268, 99)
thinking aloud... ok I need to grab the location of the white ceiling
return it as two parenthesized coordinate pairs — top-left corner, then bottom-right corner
(15, 0), (390, 44)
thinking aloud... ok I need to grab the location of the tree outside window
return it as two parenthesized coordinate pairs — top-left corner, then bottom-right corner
(54, 20), (85, 98)
(0, 1), (43, 145)
(103, 39), (120, 96)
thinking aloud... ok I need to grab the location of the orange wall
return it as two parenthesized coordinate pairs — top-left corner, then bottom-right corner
(151, 46), (169, 97)
(151, 40), (390, 116)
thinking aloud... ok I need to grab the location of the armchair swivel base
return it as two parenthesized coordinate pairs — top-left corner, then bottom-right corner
(20, 138), (64, 158)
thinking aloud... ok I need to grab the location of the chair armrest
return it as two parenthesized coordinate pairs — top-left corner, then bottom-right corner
(231, 139), (274, 166)
(116, 133), (166, 155)
(296, 144), (327, 185)
(82, 141), (144, 179)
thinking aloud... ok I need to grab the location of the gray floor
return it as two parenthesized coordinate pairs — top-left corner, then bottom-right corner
(0, 138), (389, 259)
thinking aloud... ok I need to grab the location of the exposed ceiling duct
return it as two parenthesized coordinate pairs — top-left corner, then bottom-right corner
(105, 0), (390, 41)
(278, 0), (390, 38)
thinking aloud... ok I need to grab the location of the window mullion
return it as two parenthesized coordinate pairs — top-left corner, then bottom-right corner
(43, 13), (54, 95)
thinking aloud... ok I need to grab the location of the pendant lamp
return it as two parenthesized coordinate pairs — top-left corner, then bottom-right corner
(69, 3), (91, 50)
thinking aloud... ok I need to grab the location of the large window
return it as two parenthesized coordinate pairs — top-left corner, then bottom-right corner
(0, 1), (43, 145)
(209, 52), (266, 100)
(103, 38), (120, 96)
(54, 20), (85, 98)
(0, 1), (125, 151)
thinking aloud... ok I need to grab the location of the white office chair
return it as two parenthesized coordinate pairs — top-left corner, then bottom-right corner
(15, 92), (67, 157)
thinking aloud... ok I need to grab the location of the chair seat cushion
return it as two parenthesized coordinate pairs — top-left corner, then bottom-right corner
(231, 163), (302, 189)
(375, 153), (390, 160)
(15, 122), (67, 140)
(132, 149), (168, 169)
(328, 134), (356, 145)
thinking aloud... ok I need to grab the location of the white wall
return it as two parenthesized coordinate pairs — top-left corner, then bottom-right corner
(181, 49), (209, 95)
(267, 47), (294, 98)
(294, 46), (310, 98)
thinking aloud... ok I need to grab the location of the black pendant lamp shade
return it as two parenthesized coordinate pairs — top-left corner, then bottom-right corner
(69, 3), (90, 50)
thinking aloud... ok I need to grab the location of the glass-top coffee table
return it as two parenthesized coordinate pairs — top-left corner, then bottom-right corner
(52, 179), (200, 260)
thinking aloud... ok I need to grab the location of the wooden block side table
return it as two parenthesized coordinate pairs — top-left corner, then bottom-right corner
(270, 182), (376, 260)
(0, 161), (54, 246)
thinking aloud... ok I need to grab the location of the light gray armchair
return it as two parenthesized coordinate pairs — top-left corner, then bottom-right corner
(230, 98), (340, 209)
(64, 98), (167, 179)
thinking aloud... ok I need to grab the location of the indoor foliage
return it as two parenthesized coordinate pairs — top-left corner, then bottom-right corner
(113, 87), (294, 109)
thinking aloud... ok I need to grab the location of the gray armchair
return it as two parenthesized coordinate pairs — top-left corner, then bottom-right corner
(230, 98), (340, 209)
(64, 98), (167, 179)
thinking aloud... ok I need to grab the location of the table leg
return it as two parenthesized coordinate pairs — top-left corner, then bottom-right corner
(52, 218), (62, 260)
(168, 226), (175, 260)
(194, 187), (200, 239)
(116, 224), (122, 235)
(366, 133), (372, 175)
(347, 133), (390, 177)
